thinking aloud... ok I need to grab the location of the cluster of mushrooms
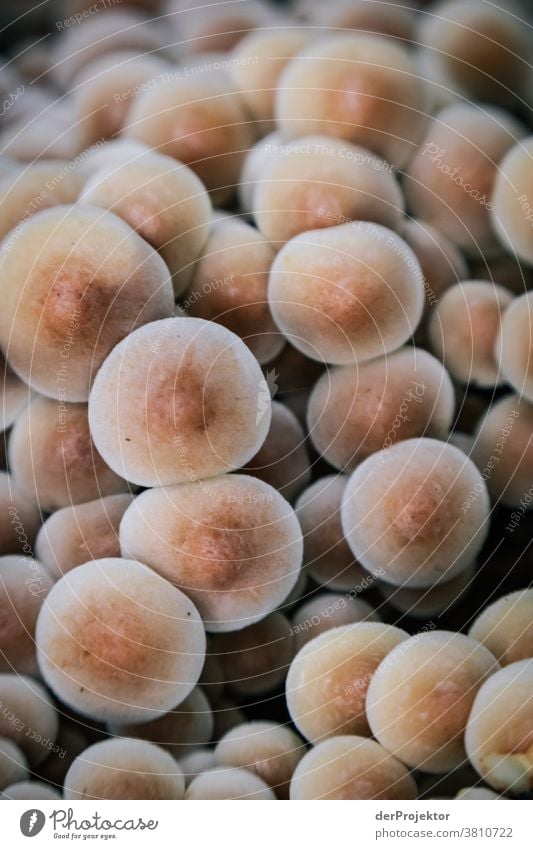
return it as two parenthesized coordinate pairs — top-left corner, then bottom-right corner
(0, 0), (532, 801)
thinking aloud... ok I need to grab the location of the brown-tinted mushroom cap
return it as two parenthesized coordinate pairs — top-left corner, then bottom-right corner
(215, 720), (306, 799)
(268, 222), (425, 365)
(229, 28), (312, 132)
(367, 630), (499, 773)
(123, 72), (255, 204)
(36, 558), (206, 724)
(308, 347), (455, 470)
(465, 659), (533, 794)
(0, 162), (83, 242)
(275, 33), (430, 169)
(185, 217), (283, 364)
(0, 555), (54, 675)
(9, 397), (128, 512)
(119, 474), (303, 632)
(418, 0), (530, 106)
(35, 493), (133, 578)
(186, 766), (276, 800)
(492, 138), (533, 264)
(89, 317), (272, 487)
(295, 475), (367, 592)
(64, 738), (185, 800)
(73, 51), (171, 147)
(252, 136), (404, 246)
(341, 438), (490, 587)
(469, 589), (533, 666)
(289, 735), (417, 799)
(0, 205), (174, 402)
(471, 394), (533, 508)
(429, 281), (513, 387)
(404, 103), (525, 254)
(286, 622), (408, 742)
(80, 151), (211, 296)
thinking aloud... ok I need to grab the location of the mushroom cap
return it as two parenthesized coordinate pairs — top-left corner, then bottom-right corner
(307, 346), (455, 470)
(51, 10), (165, 87)
(295, 475), (366, 591)
(366, 630), (499, 773)
(73, 51), (171, 147)
(123, 72), (255, 204)
(215, 720), (306, 799)
(1, 780), (61, 800)
(185, 217), (283, 364)
(186, 765), (276, 800)
(275, 33), (431, 168)
(341, 438), (490, 587)
(80, 150), (212, 296)
(465, 659), (533, 793)
(471, 394), (533, 508)
(404, 103), (525, 253)
(64, 738), (185, 800)
(0, 204), (174, 402)
(0, 161), (83, 241)
(469, 589), (533, 666)
(492, 138), (533, 264)
(289, 735), (418, 799)
(89, 317), (272, 487)
(229, 28), (312, 131)
(35, 493), (134, 578)
(252, 135), (404, 246)
(268, 222), (425, 365)
(429, 281), (513, 387)
(286, 622), (408, 742)
(36, 558), (206, 723)
(119, 474), (303, 632)
(418, 0), (529, 106)
(9, 396), (128, 512)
